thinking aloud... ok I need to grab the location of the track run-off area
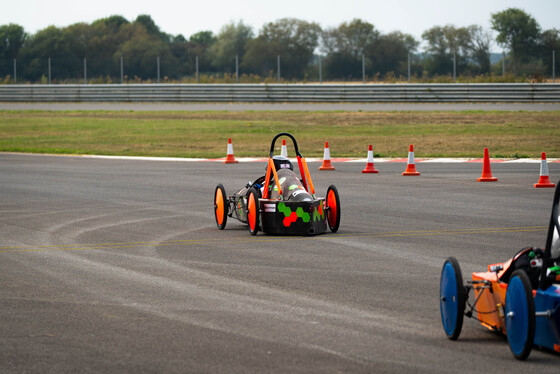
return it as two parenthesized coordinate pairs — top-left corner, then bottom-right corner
(1, 151), (559, 373)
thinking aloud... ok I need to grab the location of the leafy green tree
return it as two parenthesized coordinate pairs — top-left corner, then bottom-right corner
(209, 21), (253, 73)
(322, 19), (378, 58)
(114, 23), (177, 79)
(241, 37), (276, 77)
(465, 25), (492, 74)
(243, 18), (321, 79)
(367, 31), (418, 77)
(321, 19), (378, 79)
(89, 16), (131, 79)
(169, 34), (191, 76)
(99, 15), (129, 29)
(19, 25), (74, 81)
(135, 14), (171, 42)
(0, 23), (27, 79)
(63, 23), (91, 59)
(190, 31), (216, 46)
(187, 31), (217, 73)
(422, 25), (471, 75)
(540, 29), (559, 76)
(0, 24), (27, 58)
(491, 8), (541, 68)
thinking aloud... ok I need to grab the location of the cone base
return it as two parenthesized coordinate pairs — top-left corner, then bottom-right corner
(534, 183), (555, 188)
(402, 165), (420, 176)
(223, 155), (238, 164)
(534, 176), (555, 188)
(402, 163), (420, 176)
(362, 169), (379, 174)
(477, 176), (497, 182)
(362, 163), (378, 173)
(319, 161), (335, 170)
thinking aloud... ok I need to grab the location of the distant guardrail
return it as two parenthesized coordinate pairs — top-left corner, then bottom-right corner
(0, 83), (559, 102)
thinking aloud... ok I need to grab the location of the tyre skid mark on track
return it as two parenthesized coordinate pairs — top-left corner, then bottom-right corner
(16, 246), (427, 362)
(0, 226), (547, 253)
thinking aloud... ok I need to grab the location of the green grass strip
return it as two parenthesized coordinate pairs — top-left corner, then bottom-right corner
(0, 110), (559, 158)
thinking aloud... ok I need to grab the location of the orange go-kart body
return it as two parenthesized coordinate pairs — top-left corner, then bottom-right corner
(471, 250), (541, 334)
(472, 265), (509, 333)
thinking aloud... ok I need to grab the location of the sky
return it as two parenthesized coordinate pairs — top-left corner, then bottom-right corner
(2, 0), (559, 52)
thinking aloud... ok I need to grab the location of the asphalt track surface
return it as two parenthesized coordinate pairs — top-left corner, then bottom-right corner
(1, 153), (560, 373)
(1, 102), (560, 111)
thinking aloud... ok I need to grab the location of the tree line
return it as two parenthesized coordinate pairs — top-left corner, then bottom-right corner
(0, 8), (558, 83)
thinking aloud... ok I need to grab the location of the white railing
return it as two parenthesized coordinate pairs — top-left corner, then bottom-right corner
(0, 83), (559, 102)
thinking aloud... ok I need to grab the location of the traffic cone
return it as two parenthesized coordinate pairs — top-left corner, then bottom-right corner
(362, 145), (379, 173)
(319, 141), (335, 170)
(223, 138), (238, 164)
(402, 144), (420, 176)
(477, 147), (497, 182)
(281, 139), (288, 157)
(534, 152), (555, 188)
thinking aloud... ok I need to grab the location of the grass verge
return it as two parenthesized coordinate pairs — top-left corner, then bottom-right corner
(0, 110), (559, 158)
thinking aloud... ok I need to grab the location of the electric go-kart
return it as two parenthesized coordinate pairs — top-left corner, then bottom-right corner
(213, 132), (341, 236)
(440, 181), (560, 360)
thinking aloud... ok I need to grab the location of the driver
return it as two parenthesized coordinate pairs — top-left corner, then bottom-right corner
(267, 156), (313, 202)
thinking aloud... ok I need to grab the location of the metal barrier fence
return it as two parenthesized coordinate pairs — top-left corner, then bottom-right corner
(0, 83), (559, 102)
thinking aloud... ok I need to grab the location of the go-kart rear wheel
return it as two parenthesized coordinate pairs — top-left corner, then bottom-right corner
(440, 257), (465, 340)
(505, 270), (535, 360)
(326, 185), (340, 233)
(214, 184), (228, 230)
(247, 188), (260, 236)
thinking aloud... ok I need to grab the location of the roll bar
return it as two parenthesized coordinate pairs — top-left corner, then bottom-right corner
(263, 133), (314, 197)
(268, 132), (302, 158)
(540, 180), (560, 289)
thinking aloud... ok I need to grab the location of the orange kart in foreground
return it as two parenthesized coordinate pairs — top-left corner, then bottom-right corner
(440, 182), (560, 360)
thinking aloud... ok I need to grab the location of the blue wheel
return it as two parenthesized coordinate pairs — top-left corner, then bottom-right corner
(440, 257), (465, 340)
(505, 270), (535, 360)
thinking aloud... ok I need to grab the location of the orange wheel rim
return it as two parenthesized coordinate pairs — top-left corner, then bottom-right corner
(248, 193), (256, 230)
(327, 190), (337, 226)
(215, 189), (224, 226)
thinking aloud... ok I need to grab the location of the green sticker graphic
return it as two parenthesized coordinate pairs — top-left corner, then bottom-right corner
(313, 203), (324, 222)
(278, 202), (310, 223)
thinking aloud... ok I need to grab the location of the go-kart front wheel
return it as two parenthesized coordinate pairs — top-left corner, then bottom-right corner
(247, 188), (260, 236)
(440, 257), (465, 340)
(214, 184), (228, 230)
(326, 185), (341, 233)
(505, 270), (535, 360)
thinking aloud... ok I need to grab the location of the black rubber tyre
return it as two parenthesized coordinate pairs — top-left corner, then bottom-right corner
(214, 184), (228, 230)
(326, 185), (341, 233)
(439, 257), (465, 340)
(247, 188), (260, 236)
(505, 270), (535, 360)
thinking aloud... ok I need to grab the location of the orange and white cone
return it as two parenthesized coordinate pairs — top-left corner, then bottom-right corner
(534, 152), (555, 188)
(402, 144), (420, 176)
(362, 145), (379, 173)
(281, 139), (288, 158)
(477, 147), (497, 182)
(223, 138), (238, 164)
(319, 141), (335, 170)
